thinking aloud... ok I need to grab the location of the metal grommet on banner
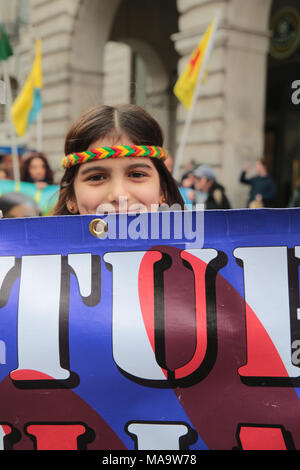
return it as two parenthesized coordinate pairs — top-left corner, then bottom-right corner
(89, 218), (108, 238)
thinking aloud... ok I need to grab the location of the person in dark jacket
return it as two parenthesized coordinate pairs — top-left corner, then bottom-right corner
(288, 184), (300, 207)
(240, 159), (276, 207)
(192, 164), (231, 209)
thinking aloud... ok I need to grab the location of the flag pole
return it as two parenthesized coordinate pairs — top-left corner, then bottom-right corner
(36, 110), (43, 151)
(34, 36), (43, 152)
(0, 78), (5, 104)
(0, 12), (20, 183)
(173, 9), (222, 180)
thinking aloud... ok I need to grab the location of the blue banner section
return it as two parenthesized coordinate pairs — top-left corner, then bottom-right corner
(0, 208), (299, 450)
(0, 146), (24, 156)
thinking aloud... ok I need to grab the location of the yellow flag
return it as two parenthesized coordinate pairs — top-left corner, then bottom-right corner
(11, 40), (43, 137)
(174, 20), (215, 109)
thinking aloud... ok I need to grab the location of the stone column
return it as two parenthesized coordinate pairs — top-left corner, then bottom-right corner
(30, 0), (81, 173)
(221, 0), (272, 208)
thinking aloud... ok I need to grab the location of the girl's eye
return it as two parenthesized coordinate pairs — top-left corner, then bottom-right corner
(87, 174), (106, 182)
(129, 171), (147, 178)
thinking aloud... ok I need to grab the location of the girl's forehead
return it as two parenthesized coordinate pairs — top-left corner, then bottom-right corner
(87, 136), (134, 149)
(30, 157), (45, 166)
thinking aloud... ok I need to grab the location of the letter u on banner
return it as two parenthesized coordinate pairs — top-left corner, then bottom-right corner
(104, 248), (223, 387)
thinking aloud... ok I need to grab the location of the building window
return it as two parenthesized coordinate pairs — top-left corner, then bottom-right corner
(0, 77), (18, 123)
(130, 53), (147, 107)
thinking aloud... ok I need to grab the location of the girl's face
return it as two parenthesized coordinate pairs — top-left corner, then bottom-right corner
(68, 138), (164, 214)
(29, 157), (47, 181)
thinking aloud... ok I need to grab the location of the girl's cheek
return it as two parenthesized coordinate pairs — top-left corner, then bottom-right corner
(85, 194), (104, 211)
(143, 186), (162, 207)
(75, 187), (103, 213)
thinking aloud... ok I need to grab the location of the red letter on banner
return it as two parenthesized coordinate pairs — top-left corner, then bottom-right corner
(25, 423), (90, 450)
(236, 424), (291, 450)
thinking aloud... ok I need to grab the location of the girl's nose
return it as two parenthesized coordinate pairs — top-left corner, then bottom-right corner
(107, 179), (129, 211)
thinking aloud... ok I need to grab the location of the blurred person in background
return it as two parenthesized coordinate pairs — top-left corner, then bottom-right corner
(240, 158), (276, 208)
(178, 170), (195, 208)
(191, 164), (231, 209)
(21, 152), (54, 189)
(182, 159), (197, 174)
(0, 192), (40, 218)
(0, 166), (10, 180)
(288, 183), (300, 208)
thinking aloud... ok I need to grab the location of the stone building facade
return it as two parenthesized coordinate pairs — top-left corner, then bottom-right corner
(0, 0), (299, 207)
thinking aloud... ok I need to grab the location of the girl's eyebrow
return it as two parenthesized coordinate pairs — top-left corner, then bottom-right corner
(79, 162), (154, 176)
(79, 165), (111, 176)
(126, 163), (154, 171)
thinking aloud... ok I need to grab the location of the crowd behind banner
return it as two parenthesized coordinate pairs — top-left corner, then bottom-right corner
(0, 146), (299, 218)
(178, 157), (300, 211)
(0, 149), (59, 217)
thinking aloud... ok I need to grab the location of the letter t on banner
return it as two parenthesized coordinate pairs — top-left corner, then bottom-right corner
(10, 255), (71, 383)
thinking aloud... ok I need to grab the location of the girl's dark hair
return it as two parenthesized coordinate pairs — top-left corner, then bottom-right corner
(53, 104), (184, 215)
(20, 153), (54, 184)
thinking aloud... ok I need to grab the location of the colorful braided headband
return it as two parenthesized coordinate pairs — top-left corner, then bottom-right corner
(61, 145), (168, 169)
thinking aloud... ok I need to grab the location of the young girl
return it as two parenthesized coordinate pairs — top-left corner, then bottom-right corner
(53, 104), (184, 215)
(21, 152), (54, 189)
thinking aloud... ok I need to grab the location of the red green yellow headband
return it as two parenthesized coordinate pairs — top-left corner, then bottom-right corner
(61, 145), (168, 169)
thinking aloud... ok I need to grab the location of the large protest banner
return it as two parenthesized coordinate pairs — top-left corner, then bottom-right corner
(0, 208), (300, 451)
